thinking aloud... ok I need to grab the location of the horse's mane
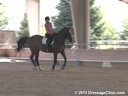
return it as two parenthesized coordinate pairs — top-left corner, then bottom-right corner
(58, 27), (69, 35)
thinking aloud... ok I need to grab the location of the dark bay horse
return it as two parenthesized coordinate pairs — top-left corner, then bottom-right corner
(18, 28), (72, 71)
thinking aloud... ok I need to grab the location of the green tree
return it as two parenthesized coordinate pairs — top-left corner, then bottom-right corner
(102, 22), (119, 40)
(0, 4), (8, 29)
(52, 0), (74, 46)
(52, 0), (72, 32)
(17, 13), (29, 40)
(90, 0), (107, 40)
(52, 0), (117, 41)
(120, 16), (128, 40)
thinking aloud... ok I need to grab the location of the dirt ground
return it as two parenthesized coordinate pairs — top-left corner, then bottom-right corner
(0, 60), (127, 96)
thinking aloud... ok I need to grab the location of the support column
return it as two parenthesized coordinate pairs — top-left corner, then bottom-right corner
(70, 0), (90, 49)
(26, 0), (40, 36)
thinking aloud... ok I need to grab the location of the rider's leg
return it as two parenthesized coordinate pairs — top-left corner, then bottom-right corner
(46, 39), (50, 51)
(46, 34), (53, 51)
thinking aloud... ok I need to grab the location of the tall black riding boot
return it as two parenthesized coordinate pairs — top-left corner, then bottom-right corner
(46, 39), (50, 51)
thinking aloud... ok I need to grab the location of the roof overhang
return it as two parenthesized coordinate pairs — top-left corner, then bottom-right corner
(119, 0), (128, 4)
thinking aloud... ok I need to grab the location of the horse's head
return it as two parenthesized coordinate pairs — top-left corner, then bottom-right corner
(59, 27), (73, 42)
(67, 28), (73, 42)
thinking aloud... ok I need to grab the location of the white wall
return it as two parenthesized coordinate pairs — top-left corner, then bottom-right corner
(26, 0), (40, 36)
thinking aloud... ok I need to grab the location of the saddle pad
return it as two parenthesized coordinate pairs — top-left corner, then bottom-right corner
(42, 38), (54, 45)
(42, 37), (47, 44)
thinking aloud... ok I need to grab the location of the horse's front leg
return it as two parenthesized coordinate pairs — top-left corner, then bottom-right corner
(35, 50), (42, 71)
(52, 52), (58, 71)
(61, 51), (67, 70)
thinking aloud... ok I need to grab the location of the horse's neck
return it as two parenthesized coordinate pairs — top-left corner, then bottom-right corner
(55, 33), (66, 44)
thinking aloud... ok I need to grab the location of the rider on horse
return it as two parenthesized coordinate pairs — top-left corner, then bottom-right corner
(44, 16), (55, 51)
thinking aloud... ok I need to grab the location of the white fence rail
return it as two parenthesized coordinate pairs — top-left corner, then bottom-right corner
(0, 40), (128, 49)
(66, 40), (128, 49)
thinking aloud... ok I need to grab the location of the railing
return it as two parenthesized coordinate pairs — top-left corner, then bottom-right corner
(0, 42), (128, 65)
(0, 40), (128, 49)
(67, 40), (128, 49)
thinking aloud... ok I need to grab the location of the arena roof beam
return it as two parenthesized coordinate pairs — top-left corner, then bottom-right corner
(26, 0), (40, 36)
(70, 0), (90, 49)
(119, 0), (128, 4)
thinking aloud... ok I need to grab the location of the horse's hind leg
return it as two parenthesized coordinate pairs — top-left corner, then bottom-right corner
(14, 49), (17, 57)
(19, 49), (23, 57)
(30, 51), (37, 68)
(61, 51), (67, 70)
(35, 50), (42, 71)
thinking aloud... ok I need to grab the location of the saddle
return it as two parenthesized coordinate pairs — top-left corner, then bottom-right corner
(42, 37), (54, 52)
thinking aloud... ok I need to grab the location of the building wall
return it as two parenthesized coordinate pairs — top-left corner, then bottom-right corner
(26, 0), (40, 36)
(0, 30), (16, 48)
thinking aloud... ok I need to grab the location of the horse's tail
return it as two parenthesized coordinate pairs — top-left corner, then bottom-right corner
(16, 37), (29, 52)
(16, 43), (23, 52)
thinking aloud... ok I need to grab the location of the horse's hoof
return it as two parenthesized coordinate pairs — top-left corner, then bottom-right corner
(39, 69), (42, 71)
(33, 67), (38, 70)
(38, 68), (42, 71)
(51, 68), (54, 71)
(61, 67), (65, 70)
